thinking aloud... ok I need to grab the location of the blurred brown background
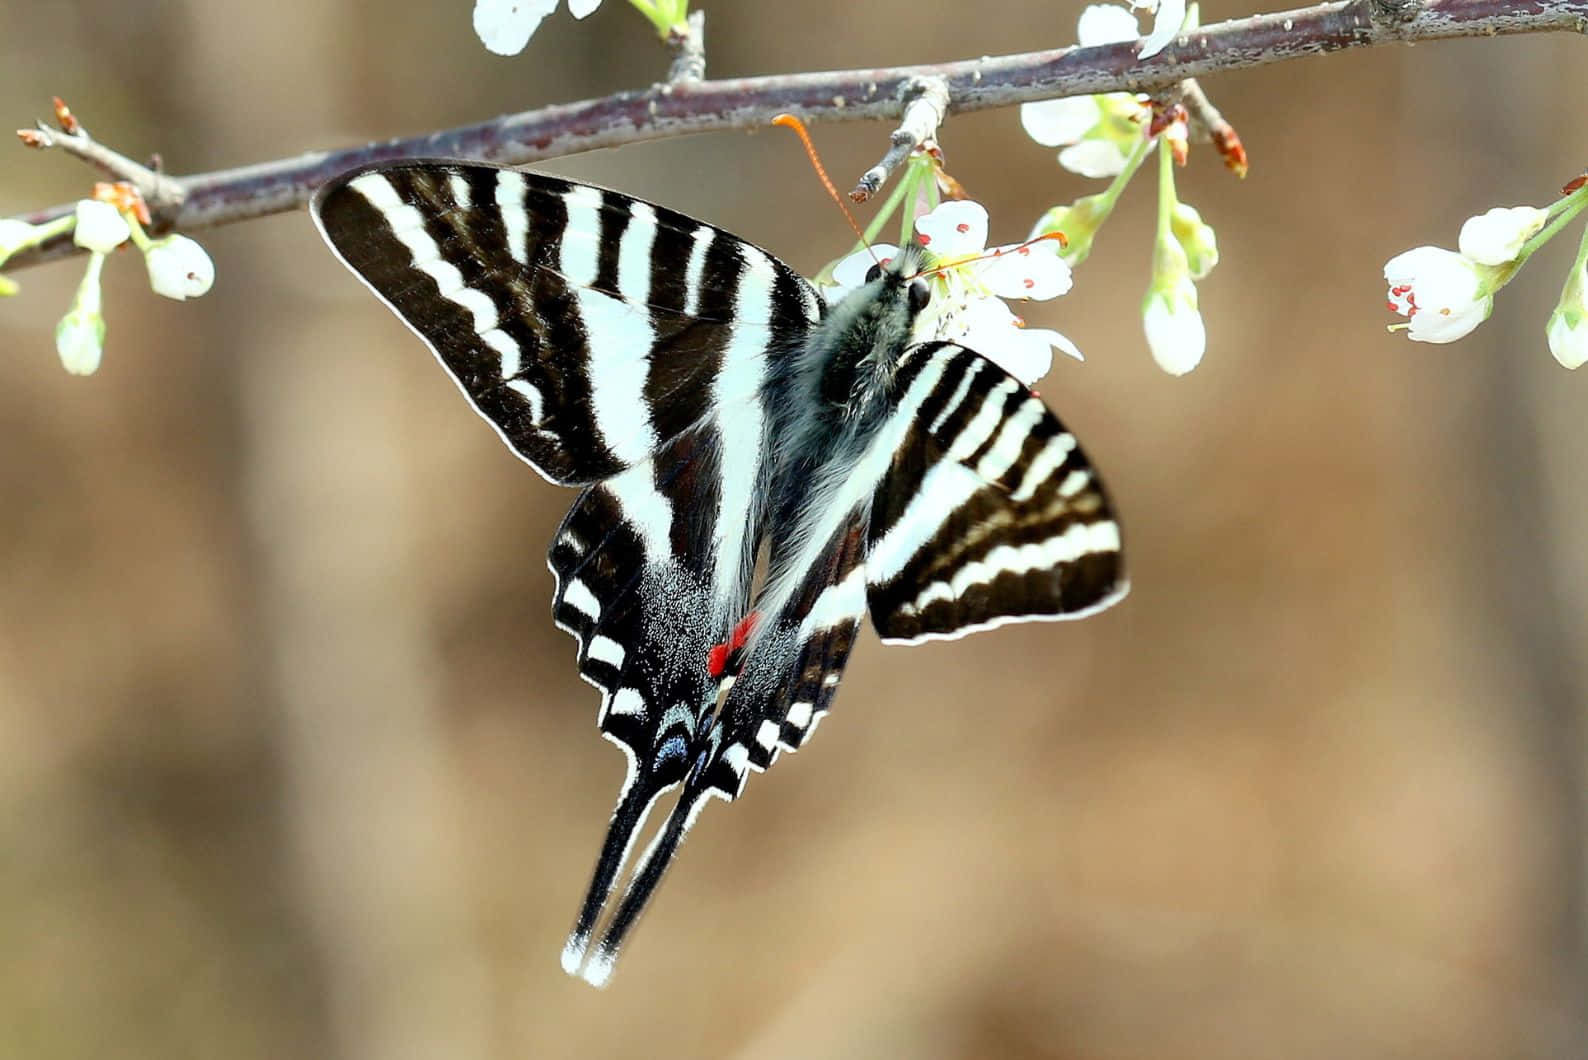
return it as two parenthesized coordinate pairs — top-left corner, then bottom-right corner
(1, 2), (1584, 1058)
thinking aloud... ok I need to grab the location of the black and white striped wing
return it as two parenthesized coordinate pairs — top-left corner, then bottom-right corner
(313, 160), (821, 485)
(313, 160), (823, 982)
(866, 342), (1127, 642)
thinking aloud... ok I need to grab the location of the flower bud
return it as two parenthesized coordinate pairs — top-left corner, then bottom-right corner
(142, 234), (215, 300)
(1170, 202), (1219, 280)
(72, 199), (130, 254)
(1457, 206), (1548, 267)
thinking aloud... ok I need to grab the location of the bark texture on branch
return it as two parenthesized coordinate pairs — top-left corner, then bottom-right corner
(5, 0), (1586, 272)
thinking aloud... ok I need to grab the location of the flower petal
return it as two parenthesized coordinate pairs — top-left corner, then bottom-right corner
(567, 0), (602, 18)
(1057, 140), (1131, 179)
(1137, 0), (1185, 58)
(915, 200), (988, 257)
(56, 310), (105, 375)
(1457, 205), (1549, 266)
(1548, 312), (1588, 369)
(977, 242), (1074, 301)
(1384, 245), (1488, 335)
(1019, 97), (1102, 147)
(1077, 3), (1142, 45)
(828, 244), (899, 296)
(1405, 296), (1492, 343)
(958, 299), (1057, 384)
(72, 200), (129, 254)
(473, 0), (557, 55)
(1143, 280), (1205, 375)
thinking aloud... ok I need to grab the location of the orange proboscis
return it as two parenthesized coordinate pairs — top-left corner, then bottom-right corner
(772, 113), (876, 263)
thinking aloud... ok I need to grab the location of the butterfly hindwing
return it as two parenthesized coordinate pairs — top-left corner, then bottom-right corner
(573, 509), (871, 985)
(866, 342), (1126, 642)
(548, 425), (767, 976)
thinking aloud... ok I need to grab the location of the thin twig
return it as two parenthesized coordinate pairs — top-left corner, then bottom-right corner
(5, 0), (1586, 273)
(17, 108), (186, 216)
(1177, 79), (1248, 177)
(666, 10), (706, 84)
(850, 76), (950, 202)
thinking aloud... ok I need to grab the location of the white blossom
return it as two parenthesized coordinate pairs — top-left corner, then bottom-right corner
(1076, 3), (1141, 44)
(1383, 246), (1493, 343)
(1457, 205), (1549, 266)
(1020, 5), (1149, 179)
(142, 234), (215, 300)
(1547, 252), (1588, 369)
(824, 201), (1080, 385)
(1142, 272), (1204, 375)
(1547, 311), (1588, 369)
(56, 253), (107, 376)
(0, 218), (37, 258)
(473, 0), (601, 55)
(72, 199), (129, 254)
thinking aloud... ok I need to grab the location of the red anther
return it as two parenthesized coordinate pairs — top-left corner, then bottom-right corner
(918, 234), (931, 246)
(955, 223), (970, 234)
(1023, 278), (1035, 289)
(1564, 174), (1587, 195)
(1386, 300), (1398, 311)
(16, 129), (45, 148)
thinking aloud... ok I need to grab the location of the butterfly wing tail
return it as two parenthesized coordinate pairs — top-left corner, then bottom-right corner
(561, 772), (677, 977)
(578, 784), (719, 988)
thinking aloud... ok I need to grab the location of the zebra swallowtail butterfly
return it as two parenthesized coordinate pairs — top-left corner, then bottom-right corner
(312, 160), (1127, 986)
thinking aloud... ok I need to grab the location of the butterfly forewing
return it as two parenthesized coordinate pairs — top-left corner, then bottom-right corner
(313, 161), (821, 484)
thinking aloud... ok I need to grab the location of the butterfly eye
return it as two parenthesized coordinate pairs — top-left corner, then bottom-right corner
(864, 263), (884, 284)
(907, 278), (931, 312)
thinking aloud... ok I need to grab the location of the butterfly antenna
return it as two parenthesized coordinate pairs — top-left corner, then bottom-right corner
(581, 787), (716, 988)
(562, 775), (674, 978)
(772, 113), (877, 263)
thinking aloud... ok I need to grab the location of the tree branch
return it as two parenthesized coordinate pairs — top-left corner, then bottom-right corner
(5, 0), (1584, 273)
(850, 76), (950, 202)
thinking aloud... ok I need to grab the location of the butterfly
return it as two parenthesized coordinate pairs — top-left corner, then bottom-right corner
(312, 160), (1127, 986)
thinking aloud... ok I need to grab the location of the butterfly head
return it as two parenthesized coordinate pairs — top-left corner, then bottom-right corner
(811, 242), (938, 413)
(862, 251), (933, 317)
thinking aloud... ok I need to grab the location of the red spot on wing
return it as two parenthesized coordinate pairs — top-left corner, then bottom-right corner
(706, 611), (762, 679)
